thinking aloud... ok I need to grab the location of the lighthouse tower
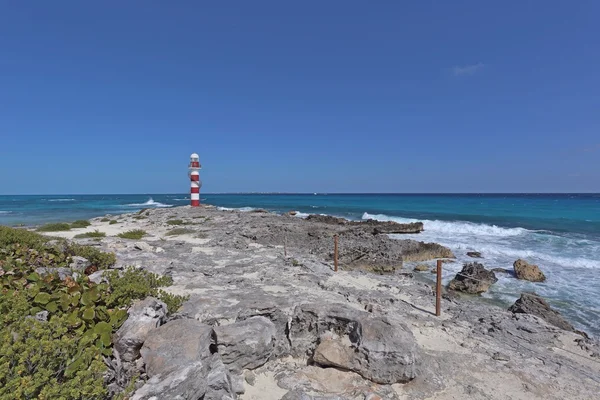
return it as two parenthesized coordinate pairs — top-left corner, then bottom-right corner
(188, 153), (202, 207)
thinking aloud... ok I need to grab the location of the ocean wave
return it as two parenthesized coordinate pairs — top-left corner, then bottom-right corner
(217, 206), (256, 212)
(292, 211), (310, 218)
(362, 212), (529, 237)
(47, 198), (76, 202)
(125, 198), (173, 208)
(0, 211), (11, 214)
(448, 242), (600, 270)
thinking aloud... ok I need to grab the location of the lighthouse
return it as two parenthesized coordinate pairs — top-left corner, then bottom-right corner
(188, 153), (202, 207)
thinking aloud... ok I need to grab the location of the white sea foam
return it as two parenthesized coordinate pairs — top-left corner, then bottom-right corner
(0, 211), (11, 214)
(126, 198), (173, 208)
(362, 212), (529, 237)
(47, 198), (75, 202)
(217, 206), (256, 212)
(293, 211), (310, 218)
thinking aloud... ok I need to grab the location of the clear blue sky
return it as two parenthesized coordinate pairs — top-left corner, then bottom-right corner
(1, 1), (598, 194)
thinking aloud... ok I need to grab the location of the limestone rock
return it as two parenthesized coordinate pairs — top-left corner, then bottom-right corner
(214, 316), (277, 372)
(513, 259), (546, 282)
(466, 251), (482, 258)
(290, 303), (418, 384)
(113, 297), (167, 362)
(69, 256), (91, 271)
(204, 355), (237, 400)
(508, 293), (574, 331)
(88, 270), (107, 284)
(413, 264), (429, 272)
(448, 262), (497, 294)
(131, 361), (208, 400)
(491, 268), (512, 274)
(134, 241), (154, 252)
(140, 318), (214, 377)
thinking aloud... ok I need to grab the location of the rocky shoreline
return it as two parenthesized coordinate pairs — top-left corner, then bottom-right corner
(43, 205), (600, 399)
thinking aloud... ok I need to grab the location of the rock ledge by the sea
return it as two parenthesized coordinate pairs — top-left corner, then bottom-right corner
(448, 262), (497, 294)
(508, 292), (574, 331)
(513, 259), (546, 282)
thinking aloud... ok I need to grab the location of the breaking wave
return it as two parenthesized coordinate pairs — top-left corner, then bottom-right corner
(47, 198), (75, 202)
(362, 212), (529, 237)
(125, 198), (173, 208)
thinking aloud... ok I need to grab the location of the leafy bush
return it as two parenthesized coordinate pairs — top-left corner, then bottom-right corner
(0, 227), (187, 399)
(100, 218), (111, 222)
(71, 220), (91, 228)
(36, 223), (72, 232)
(109, 220), (118, 225)
(74, 230), (106, 239)
(166, 219), (184, 226)
(117, 230), (146, 240)
(133, 215), (147, 220)
(165, 228), (195, 236)
(69, 243), (116, 269)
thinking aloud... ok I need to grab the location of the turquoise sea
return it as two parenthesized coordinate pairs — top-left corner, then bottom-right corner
(1, 193), (599, 336)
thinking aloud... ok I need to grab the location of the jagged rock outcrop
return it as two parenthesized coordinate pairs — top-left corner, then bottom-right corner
(508, 293), (574, 331)
(305, 214), (424, 234)
(290, 303), (418, 384)
(69, 255), (91, 271)
(448, 262), (498, 294)
(204, 355), (237, 400)
(214, 316), (277, 372)
(113, 297), (167, 362)
(140, 319), (214, 377)
(414, 264), (429, 272)
(466, 251), (482, 258)
(513, 259), (546, 282)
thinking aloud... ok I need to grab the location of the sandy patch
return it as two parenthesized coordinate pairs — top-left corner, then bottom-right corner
(240, 371), (288, 400)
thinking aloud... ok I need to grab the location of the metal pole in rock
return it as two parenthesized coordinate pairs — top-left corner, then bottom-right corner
(334, 234), (339, 272)
(436, 259), (442, 316)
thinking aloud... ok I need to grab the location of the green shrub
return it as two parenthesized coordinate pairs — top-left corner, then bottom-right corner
(166, 219), (184, 226)
(69, 244), (116, 269)
(133, 215), (147, 220)
(109, 220), (118, 225)
(165, 228), (195, 236)
(71, 220), (91, 229)
(36, 223), (72, 232)
(0, 227), (187, 399)
(100, 218), (111, 222)
(74, 230), (106, 239)
(117, 230), (146, 240)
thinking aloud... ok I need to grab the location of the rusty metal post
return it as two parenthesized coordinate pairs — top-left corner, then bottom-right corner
(334, 234), (338, 272)
(436, 259), (442, 316)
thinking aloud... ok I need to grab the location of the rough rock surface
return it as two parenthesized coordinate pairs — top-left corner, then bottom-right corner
(466, 251), (482, 258)
(69, 255), (91, 271)
(413, 264), (429, 272)
(513, 259), (546, 282)
(448, 262), (498, 294)
(290, 303), (418, 384)
(113, 297), (167, 362)
(214, 316), (277, 372)
(508, 292), (575, 331)
(140, 318), (214, 377)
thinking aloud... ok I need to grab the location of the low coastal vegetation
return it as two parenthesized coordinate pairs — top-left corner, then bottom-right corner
(100, 217), (111, 222)
(166, 219), (185, 225)
(74, 230), (106, 239)
(36, 222), (72, 232)
(0, 226), (187, 399)
(117, 229), (146, 240)
(109, 220), (118, 225)
(165, 227), (195, 236)
(71, 220), (92, 228)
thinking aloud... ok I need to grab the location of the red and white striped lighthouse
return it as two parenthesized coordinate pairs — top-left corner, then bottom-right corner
(188, 153), (202, 207)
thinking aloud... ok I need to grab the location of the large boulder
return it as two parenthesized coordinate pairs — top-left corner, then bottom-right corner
(113, 297), (167, 362)
(140, 318), (214, 377)
(214, 316), (277, 372)
(204, 355), (237, 400)
(289, 303), (418, 384)
(448, 262), (498, 294)
(508, 293), (574, 331)
(131, 362), (209, 400)
(513, 259), (546, 282)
